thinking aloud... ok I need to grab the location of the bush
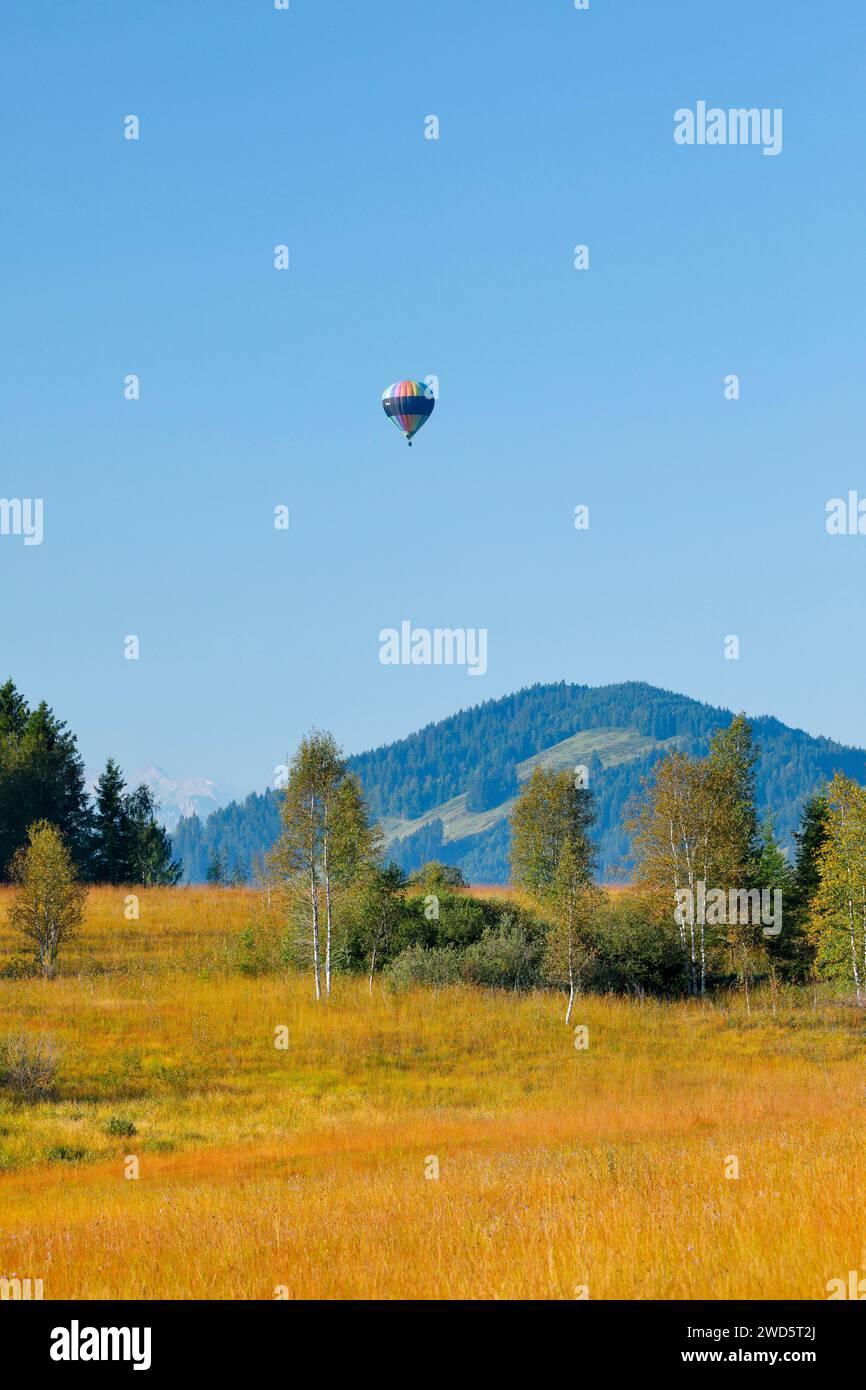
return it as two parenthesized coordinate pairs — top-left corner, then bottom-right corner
(463, 915), (546, 990)
(592, 897), (684, 996)
(387, 945), (465, 990)
(105, 1115), (137, 1137)
(0, 955), (36, 980)
(0, 1034), (61, 1102)
(229, 921), (278, 976)
(407, 861), (467, 892)
(46, 1144), (86, 1163)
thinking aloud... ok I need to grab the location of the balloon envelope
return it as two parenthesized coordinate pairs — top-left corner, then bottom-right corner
(382, 380), (435, 444)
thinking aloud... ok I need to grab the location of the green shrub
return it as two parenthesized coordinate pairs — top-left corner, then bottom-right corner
(230, 921), (277, 976)
(406, 861), (467, 892)
(387, 945), (465, 990)
(399, 891), (498, 953)
(462, 915), (545, 990)
(46, 1144), (86, 1163)
(592, 898), (683, 995)
(105, 1116), (137, 1137)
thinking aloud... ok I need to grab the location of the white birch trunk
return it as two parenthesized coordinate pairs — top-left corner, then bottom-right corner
(323, 832), (332, 998)
(564, 979), (575, 1027)
(310, 865), (321, 1001)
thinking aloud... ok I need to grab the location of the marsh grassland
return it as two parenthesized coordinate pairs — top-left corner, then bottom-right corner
(0, 887), (863, 1300)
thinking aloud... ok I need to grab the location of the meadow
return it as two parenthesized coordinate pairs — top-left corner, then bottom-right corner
(0, 885), (864, 1300)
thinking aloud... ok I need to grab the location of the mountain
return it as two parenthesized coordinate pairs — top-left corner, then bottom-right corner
(170, 681), (866, 884)
(136, 764), (232, 831)
(88, 762), (231, 832)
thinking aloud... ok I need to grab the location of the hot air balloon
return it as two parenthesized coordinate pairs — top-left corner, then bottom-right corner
(381, 380), (435, 445)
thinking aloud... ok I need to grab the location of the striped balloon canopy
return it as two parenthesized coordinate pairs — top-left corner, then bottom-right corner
(381, 380), (435, 445)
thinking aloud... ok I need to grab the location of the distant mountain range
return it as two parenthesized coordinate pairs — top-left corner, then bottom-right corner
(87, 762), (231, 832)
(170, 681), (866, 884)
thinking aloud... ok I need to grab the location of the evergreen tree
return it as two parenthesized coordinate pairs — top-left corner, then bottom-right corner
(91, 766), (182, 885)
(125, 784), (182, 886)
(0, 677), (29, 738)
(791, 792), (829, 925)
(706, 713), (760, 883)
(0, 688), (92, 878)
(755, 814), (806, 985)
(206, 847), (228, 885)
(92, 758), (134, 883)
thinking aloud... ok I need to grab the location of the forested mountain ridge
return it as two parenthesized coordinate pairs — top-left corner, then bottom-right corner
(171, 681), (866, 883)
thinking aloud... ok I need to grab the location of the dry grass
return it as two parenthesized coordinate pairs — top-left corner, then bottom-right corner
(0, 886), (863, 1300)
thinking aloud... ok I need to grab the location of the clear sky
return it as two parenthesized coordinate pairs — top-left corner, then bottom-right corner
(2, 0), (864, 796)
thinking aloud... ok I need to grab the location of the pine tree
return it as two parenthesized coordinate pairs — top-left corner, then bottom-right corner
(752, 815), (800, 1001)
(791, 792), (829, 925)
(0, 694), (92, 878)
(92, 758), (133, 883)
(125, 784), (182, 886)
(0, 678), (29, 738)
(206, 847), (228, 885)
(706, 713), (760, 883)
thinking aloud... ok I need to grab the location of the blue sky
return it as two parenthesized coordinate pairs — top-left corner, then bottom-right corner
(1, 0), (864, 795)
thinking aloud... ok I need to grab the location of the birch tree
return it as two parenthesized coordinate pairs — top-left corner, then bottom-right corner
(629, 720), (762, 998)
(510, 766), (599, 1020)
(812, 773), (866, 1006)
(325, 773), (381, 992)
(511, 766), (596, 893)
(629, 753), (717, 995)
(8, 820), (87, 977)
(546, 839), (605, 1023)
(354, 862), (406, 993)
(270, 732), (377, 999)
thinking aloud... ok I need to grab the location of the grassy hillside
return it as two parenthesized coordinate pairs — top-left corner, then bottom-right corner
(1, 887), (864, 1299)
(379, 726), (680, 866)
(172, 681), (866, 883)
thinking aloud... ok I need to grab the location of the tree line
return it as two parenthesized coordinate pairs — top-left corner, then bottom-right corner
(259, 717), (862, 1013)
(0, 679), (179, 886)
(5, 685), (864, 1009)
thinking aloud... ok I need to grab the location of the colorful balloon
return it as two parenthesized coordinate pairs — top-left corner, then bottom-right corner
(381, 380), (435, 445)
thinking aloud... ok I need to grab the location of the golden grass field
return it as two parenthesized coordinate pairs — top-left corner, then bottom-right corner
(1, 885), (864, 1300)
